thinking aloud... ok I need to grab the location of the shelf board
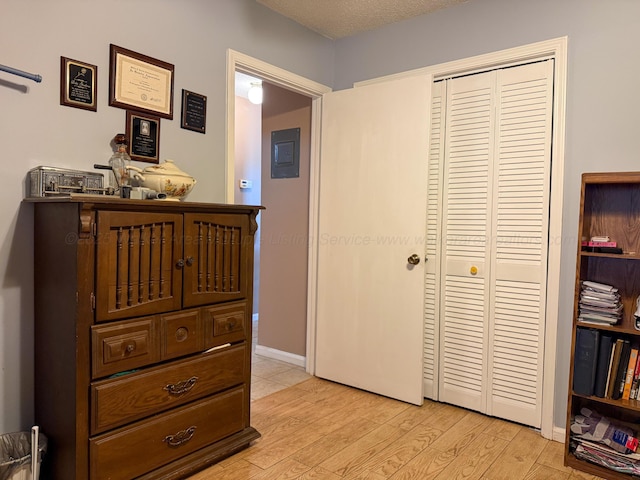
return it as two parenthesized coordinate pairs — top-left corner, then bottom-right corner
(580, 252), (640, 260)
(572, 392), (640, 413)
(575, 322), (639, 336)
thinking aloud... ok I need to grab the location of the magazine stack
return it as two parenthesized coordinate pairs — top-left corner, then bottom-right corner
(578, 280), (623, 326)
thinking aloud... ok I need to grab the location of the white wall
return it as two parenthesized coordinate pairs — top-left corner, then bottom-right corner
(331, 0), (640, 429)
(0, 0), (334, 433)
(234, 95), (262, 312)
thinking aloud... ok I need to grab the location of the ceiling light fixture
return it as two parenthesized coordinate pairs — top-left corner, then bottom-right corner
(248, 82), (263, 105)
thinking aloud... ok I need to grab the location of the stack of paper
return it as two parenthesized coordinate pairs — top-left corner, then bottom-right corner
(579, 281), (623, 326)
(573, 439), (640, 476)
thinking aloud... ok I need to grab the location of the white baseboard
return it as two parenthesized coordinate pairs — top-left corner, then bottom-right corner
(552, 426), (565, 443)
(254, 344), (305, 368)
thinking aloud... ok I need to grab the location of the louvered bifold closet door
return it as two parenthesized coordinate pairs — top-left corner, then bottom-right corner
(438, 71), (495, 412)
(423, 80), (446, 399)
(486, 60), (553, 427)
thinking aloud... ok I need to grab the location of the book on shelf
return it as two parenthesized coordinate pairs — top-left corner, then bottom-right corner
(623, 345), (639, 400)
(581, 241), (618, 248)
(612, 340), (631, 400)
(607, 339), (625, 398)
(632, 354), (640, 400)
(573, 327), (600, 396)
(605, 341), (617, 398)
(594, 333), (614, 398)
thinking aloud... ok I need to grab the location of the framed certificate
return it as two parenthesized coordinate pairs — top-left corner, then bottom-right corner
(60, 56), (97, 111)
(126, 110), (160, 163)
(109, 44), (174, 119)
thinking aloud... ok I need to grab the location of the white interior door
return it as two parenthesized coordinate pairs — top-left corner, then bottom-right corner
(315, 75), (432, 405)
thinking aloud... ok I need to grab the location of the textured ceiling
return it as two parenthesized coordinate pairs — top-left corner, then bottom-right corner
(257, 0), (470, 39)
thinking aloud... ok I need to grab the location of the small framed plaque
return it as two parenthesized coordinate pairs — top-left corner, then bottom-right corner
(181, 89), (207, 133)
(60, 57), (97, 111)
(126, 110), (160, 163)
(109, 44), (174, 119)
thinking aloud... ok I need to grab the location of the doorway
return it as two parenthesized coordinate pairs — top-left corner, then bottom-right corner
(228, 54), (331, 376)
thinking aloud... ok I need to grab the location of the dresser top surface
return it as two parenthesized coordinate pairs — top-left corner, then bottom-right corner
(24, 195), (263, 214)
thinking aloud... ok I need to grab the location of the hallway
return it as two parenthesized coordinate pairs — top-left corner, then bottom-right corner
(251, 318), (312, 401)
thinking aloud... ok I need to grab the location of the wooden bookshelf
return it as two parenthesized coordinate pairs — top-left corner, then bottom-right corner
(566, 172), (640, 479)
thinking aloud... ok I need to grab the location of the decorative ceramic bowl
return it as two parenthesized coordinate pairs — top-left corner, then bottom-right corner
(127, 160), (196, 201)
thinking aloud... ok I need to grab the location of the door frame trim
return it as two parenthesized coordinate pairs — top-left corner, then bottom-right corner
(225, 49), (331, 374)
(356, 36), (568, 440)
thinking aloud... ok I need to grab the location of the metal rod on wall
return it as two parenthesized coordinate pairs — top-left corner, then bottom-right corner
(0, 64), (42, 83)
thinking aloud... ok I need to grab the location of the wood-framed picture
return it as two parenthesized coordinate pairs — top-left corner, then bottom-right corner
(181, 89), (207, 133)
(60, 56), (97, 111)
(126, 110), (160, 163)
(109, 44), (174, 119)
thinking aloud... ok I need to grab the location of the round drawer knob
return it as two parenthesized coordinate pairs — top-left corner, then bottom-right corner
(175, 327), (189, 342)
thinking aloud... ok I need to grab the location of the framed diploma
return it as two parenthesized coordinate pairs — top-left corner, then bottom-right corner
(181, 89), (207, 133)
(60, 57), (97, 111)
(109, 44), (174, 119)
(126, 110), (160, 163)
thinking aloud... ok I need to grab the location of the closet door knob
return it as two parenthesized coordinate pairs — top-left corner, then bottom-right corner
(408, 254), (421, 265)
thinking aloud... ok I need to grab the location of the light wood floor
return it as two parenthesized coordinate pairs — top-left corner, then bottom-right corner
(188, 376), (605, 480)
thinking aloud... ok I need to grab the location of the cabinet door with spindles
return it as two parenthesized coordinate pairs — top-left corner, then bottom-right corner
(182, 213), (251, 307)
(95, 211), (183, 321)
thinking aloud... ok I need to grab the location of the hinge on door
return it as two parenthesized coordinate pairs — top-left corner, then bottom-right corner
(92, 222), (97, 237)
(90, 292), (96, 311)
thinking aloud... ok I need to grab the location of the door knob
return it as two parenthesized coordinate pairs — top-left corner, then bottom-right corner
(408, 254), (421, 265)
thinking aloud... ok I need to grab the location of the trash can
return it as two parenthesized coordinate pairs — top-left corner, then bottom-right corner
(0, 427), (47, 480)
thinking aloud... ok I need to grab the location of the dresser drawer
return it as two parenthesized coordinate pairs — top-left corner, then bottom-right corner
(90, 387), (245, 480)
(203, 301), (247, 348)
(92, 318), (159, 379)
(160, 308), (203, 360)
(91, 344), (246, 434)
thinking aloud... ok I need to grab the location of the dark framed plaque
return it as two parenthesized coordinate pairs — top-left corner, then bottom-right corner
(181, 89), (207, 133)
(109, 44), (174, 119)
(126, 110), (160, 163)
(60, 57), (97, 111)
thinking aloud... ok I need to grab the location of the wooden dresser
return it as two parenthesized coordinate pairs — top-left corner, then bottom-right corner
(28, 197), (262, 480)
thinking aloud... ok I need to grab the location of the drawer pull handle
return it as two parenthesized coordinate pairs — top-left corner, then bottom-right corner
(226, 319), (237, 331)
(125, 343), (135, 354)
(164, 376), (198, 395)
(185, 256), (194, 266)
(163, 426), (196, 447)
